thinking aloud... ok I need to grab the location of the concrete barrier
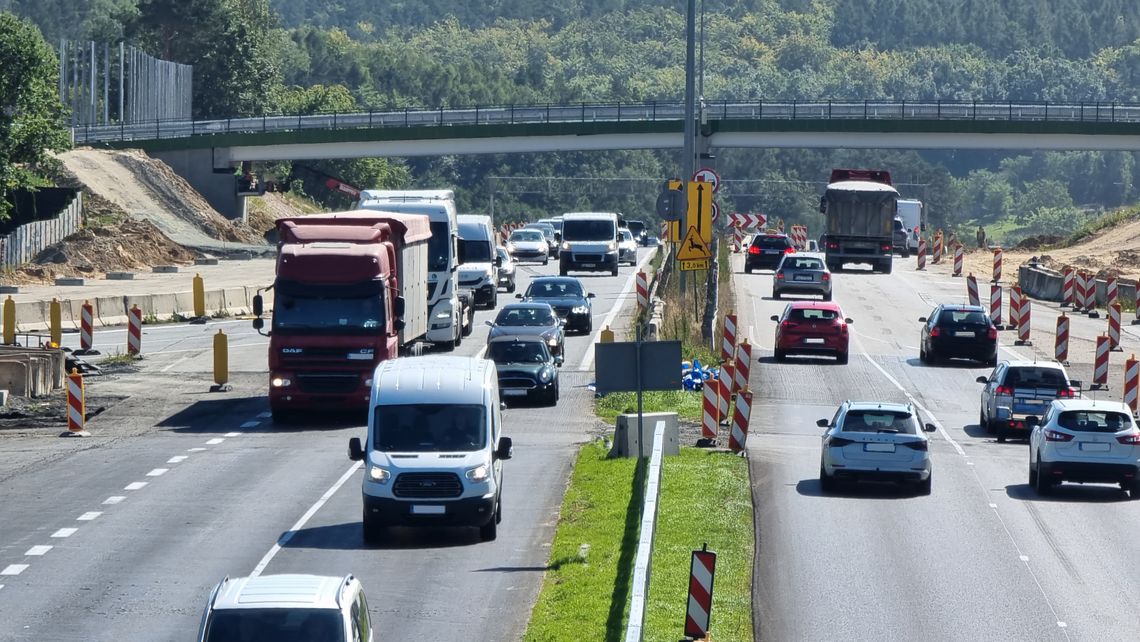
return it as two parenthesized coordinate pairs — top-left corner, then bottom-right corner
(1020, 263), (1139, 308)
(10, 287), (267, 331)
(94, 295), (129, 326)
(0, 346), (64, 398)
(610, 412), (679, 458)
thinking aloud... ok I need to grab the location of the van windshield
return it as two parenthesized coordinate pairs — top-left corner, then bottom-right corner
(373, 404), (486, 452)
(563, 219), (615, 242)
(458, 238), (492, 263)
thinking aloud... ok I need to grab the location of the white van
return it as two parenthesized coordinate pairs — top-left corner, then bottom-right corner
(348, 356), (512, 543)
(457, 214), (500, 309)
(896, 199), (924, 252)
(559, 211), (621, 276)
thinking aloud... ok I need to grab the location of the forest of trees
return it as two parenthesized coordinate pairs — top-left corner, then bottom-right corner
(6, 0), (1140, 238)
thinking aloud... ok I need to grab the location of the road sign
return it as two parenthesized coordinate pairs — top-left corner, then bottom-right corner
(677, 226), (712, 261)
(710, 202), (720, 223)
(692, 168), (720, 193)
(680, 258), (711, 271)
(686, 181), (714, 243)
(664, 219), (681, 243)
(729, 212), (766, 229)
(655, 189), (684, 221)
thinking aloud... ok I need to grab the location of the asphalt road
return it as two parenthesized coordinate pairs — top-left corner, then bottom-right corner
(0, 248), (656, 641)
(739, 257), (1140, 641)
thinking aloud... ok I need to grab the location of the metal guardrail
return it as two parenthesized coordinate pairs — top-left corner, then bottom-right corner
(623, 419), (666, 642)
(72, 100), (1140, 144)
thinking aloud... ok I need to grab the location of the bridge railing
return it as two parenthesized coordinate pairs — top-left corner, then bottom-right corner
(71, 100), (1140, 144)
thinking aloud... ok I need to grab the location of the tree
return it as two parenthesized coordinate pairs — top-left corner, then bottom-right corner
(0, 11), (70, 221)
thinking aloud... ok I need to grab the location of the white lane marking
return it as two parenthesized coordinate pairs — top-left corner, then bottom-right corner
(474, 345), (488, 360)
(159, 356), (192, 373)
(141, 341), (266, 356)
(1, 565), (29, 576)
(225, 432), (242, 437)
(250, 462), (363, 577)
(258, 412), (272, 419)
(146, 468), (168, 477)
(102, 496), (125, 505)
(578, 252), (657, 372)
(188, 447), (206, 452)
(167, 456), (188, 464)
(76, 512), (101, 521)
(1020, 555), (1030, 562)
(240, 421), (259, 429)
(51, 528), (77, 538)
(124, 482), (148, 490)
(206, 438), (224, 445)
(25, 546), (51, 556)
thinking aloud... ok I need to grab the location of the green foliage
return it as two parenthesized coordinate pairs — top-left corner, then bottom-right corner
(0, 11), (70, 221)
(595, 390), (703, 424)
(1063, 205), (1140, 246)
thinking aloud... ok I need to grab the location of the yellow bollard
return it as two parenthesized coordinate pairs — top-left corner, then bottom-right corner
(193, 273), (206, 318)
(600, 326), (615, 343)
(211, 329), (230, 391)
(2, 295), (14, 345)
(50, 298), (62, 347)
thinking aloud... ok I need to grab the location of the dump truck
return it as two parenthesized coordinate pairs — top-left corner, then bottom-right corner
(819, 169), (900, 274)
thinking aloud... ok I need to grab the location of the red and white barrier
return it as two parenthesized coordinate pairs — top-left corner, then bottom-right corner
(992, 247), (1003, 283)
(1125, 355), (1139, 415)
(66, 368), (87, 436)
(728, 212), (766, 229)
(1094, 334), (1110, 388)
(952, 243), (963, 277)
(499, 225), (509, 245)
(932, 233), (943, 264)
(1061, 266), (1075, 307)
(1109, 302), (1123, 351)
(79, 300), (94, 353)
(684, 547), (718, 639)
(721, 313), (737, 366)
(127, 304), (142, 355)
(1055, 313), (1070, 363)
(1008, 285), (1023, 330)
(916, 237), (927, 270)
(789, 224), (808, 250)
(635, 271), (648, 313)
(734, 340), (752, 394)
(732, 224), (743, 253)
(718, 364), (733, 424)
(1107, 276), (1119, 308)
(989, 284), (1003, 327)
(1016, 295), (1031, 345)
(729, 389), (752, 454)
(701, 376), (719, 440)
(967, 274), (980, 306)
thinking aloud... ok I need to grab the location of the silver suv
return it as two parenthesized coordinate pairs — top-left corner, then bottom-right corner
(197, 574), (372, 641)
(977, 361), (1078, 443)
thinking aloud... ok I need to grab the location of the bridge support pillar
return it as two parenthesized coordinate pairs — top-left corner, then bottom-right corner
(151, 148), (248, 222)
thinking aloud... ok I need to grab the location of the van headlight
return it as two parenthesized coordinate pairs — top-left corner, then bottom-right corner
(368, 465), (391, 483)
(561, 241), (571, 251)
(465, 464), (490, 482)
(546, 336), (558, 346)
(507, 243), (516, 252)
(607, 241), (617, 251)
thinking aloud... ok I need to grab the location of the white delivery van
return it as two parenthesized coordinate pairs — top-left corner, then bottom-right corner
(896, 199), (924, 252)
(559, 211), (622, 276)
(456, 214), (500, 309)
(348, 356), (512, 543)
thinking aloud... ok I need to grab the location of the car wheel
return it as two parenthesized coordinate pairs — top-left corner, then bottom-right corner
(916, 474), (932, 496)
(611, 261), (619, 277)
(996, 429), (1007, 443)
(488, 290), (498, 310)
(773, 290), (781, 300)
(479, 514), (498, 541)
(1028, 461), (1038, 487)
(542, 256), (549, 266)
(1034, 459), (1053, 496)
(774, 348), (787, 362)
(986, 355), (998, 367)
(819, 462), (837, 493)
(822, 292), (832, 301)
(584, 318), (593, 334)
(559, 260), (568, 276)
(836, 352), (849, 365)
(270, 408), (292, 426)
(745, 264), (754, 274)
(362, 512), (385, 545)
(881, 260), (893, 275)
(980, 408), (993, 434)
(507, 280), (516, 293)
(901, 249), (910, 258)
(919, 345), (927, 364)
(495, 497), (503, 524)
(546, 385), (558, 407)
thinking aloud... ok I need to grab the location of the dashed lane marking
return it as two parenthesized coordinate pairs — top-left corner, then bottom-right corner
(25, 546), (51, 556)
(124, 482), (148, 491)
(167, 456), (188, 464)
(188, 447), (206, 452)
(77, 512), (101, 521)
(102, 496), (125, 505)
(51, 528), (77, 538)
(206, 438), (224, 445)
(578, 252), (657, 372)
(146, 468), (168, 477)
(1, 565), (28, 576)
(225, 432), (242, 437)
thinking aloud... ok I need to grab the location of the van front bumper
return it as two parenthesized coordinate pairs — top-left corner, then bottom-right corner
(362, 494), (496, 527)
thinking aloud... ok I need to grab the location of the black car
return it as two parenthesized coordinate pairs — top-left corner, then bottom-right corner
(516, 276), (595, 335)
(626, 219), (648, 245)
(892, 218), (910, 257)
(487, 336), (561, 406)
(745, 234), (795, 273)
(485, 302), (565, 356)
(919, 304), (998, 366)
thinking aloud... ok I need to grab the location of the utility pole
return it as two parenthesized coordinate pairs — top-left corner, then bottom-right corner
(681, 0), (697, 294)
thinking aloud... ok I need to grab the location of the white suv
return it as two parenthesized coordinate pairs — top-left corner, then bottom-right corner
(197, 574), (372, 641)
(1029, 399), (1140, 498)
(818, 401), (937, 495)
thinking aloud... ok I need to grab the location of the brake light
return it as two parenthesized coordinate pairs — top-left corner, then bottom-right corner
(1117, 434), (1140, 445)
(1044, 430), (1074, 442)
(900, 441), (928, 451)
(828, 437), (854, 447)
(930, 327), (941, 337)
(822, 273), (830, 281)
(995, 385), (1014, 396)
(987, 327), (998, 340)
(1057, 387), (1076, 398)
(826, 241), (839, 250)
(748, 246), (760, 254)
(785, 247), (796, 254)
(914, 226), (919, 234)
(776, 272), (785, 280)
(781, 320), (798, 329)
(880, 243), (892, 251)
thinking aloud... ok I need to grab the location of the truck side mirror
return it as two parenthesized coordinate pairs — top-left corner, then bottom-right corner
(252, 317), (265, 331)
(394, 319), (405, 331)
(394, 295), (405, 318)
(496, 436), (513, 460)
(818, 196), (826, 214)
(348, 437), (364, 461)
(253, 294), (264, 317)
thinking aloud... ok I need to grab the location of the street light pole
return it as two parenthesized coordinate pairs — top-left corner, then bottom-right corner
(681, 0), (697, 295)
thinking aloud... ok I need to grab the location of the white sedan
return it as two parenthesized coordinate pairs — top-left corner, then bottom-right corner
(1028, 399), (1140, 498)
(818, 401), (936, 495)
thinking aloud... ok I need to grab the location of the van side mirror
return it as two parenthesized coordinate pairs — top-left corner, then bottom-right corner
(587, 293), (596, 298)
(816, 418), (829, 428)
(394, 319), (405, 331)
(918, 317), (927, 323)
(253, 294), (264, 317)
(515, 293), (524, 299)
(495, 436), (513, 460)
(348, 437), (364, 461)
(554, 355), (564, 367)
(394, 295), (406, 318)
(844, 318), (854, 324)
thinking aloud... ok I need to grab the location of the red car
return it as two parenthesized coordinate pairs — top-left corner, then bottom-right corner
(771, 301), (853, 364)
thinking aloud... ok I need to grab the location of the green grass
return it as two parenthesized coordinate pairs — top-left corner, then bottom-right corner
(594, 389), (704, 424)
(523, 441), (753, 641)
(1063, 205), (1140, 246)
(100, 350), (139, 365)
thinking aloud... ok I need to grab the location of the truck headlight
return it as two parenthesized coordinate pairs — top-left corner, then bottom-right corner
(271, 377), (291, 387)
(465, 464), (489, 482)
(368, 465), (391, 483)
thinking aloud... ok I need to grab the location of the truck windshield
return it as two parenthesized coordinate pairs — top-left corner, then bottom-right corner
(458, 238), (493, 263)
(373, 404), (486, 452)
(204, 608), (345, 642)
(562, 219), (614, 242)
(273, 281), (385, 334)
(429, 221), (450, 272)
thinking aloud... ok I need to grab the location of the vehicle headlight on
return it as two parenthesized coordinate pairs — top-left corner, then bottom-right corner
(607, 241), (617, 251)
(368, 465), (391, 483)
(539, 368), (552, 383)
(271, 377), (291, 387)
(465, 464), (490, 482)
(507, 243), (516, 252)
(546, 336), (559, 346)
(561, 241), (571, 251)
(572, 305), (589, 314)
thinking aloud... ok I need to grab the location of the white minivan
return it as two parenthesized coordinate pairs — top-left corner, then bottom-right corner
(457, 214), (500, 309)
(559, 211), (621, 276)
(348, 356), (512, 543)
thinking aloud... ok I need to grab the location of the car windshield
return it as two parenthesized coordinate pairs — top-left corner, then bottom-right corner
(527, 281), (582, 298)
(428, 221), (450, 272)
(525, 225), (552, 238)
(511, 230), (544, 243)
(940, 309), (989, 326)
(627, 221), (645, 235)
(495, 307), (556, 326)
(755, 236), (789, 248)
(458, 238), (493, 263)
(272, 281), (384, 335)
(619, 230), (633, 242)
(204, 608), (345, 642)
(496, 247), (510, 262)
(788, 308), (839, 322)
(489, 341), (550, 364)
(843, 410), (918, 434)
(783, 257), (824, 270)
(1056, 410), (1133, 433)
(373, 403), (486, 452)
(1006, 367), (1068, 387)
(562, 218), (615, 241)
(893, 219), (905, 231)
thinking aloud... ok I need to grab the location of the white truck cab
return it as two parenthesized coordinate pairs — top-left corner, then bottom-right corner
(348, 356), (512, 543)
(457, 214), (500, 310)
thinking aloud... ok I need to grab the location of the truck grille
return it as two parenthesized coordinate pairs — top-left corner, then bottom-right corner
(393, 472), (464, 498)
(295, 373), (360, 394)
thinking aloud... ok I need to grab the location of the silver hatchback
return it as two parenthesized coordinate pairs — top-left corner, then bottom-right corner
(773, 253), (832, 300)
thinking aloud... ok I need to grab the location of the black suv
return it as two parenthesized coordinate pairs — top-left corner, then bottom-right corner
(892, 218), (910, 257)
(745, 234), (795, 273)
(919, 304), (998, 366)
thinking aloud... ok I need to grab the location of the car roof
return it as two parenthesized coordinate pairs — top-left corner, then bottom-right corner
(210, 574), (352, 611)
(501, 302), (555, 311)
(755, 233), (789, 239)
(1001, 360), (1066, 370)
(530, 276), (580, 285)
(845, 401), (913, 413)
(372, 356), (493, 405)
(937, 304), (986, 313)
(1051, 398), (1132, 412)
(488, 335), (547, 344)
(786, 300), (842, 311)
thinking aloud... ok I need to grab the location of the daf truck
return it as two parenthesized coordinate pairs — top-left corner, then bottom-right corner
(819, 169), (899, 274)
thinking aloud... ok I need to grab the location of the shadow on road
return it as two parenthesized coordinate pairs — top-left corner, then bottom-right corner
(1005, 483), (1131, 503)
(157, 397), (268, 432)
(795, 478), (920, 500)
(283, 521), (483, 551)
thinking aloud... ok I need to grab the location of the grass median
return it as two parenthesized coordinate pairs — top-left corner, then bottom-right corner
(523, 440), (753, 641)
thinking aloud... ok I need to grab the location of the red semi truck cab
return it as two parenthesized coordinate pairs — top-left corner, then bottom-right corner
(255, 212), (431, 422)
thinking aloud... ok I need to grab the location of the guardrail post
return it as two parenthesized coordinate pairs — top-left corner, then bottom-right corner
(937, 100), (941, 119)
(582, 101), (586, 121)
(901, 99), (906, 119)
(405, 107), (409, 127)
(510, 104), (515, 123)
(333, 110), (338, 128)
(439, 105), (444, 124)
(617, 101), (621, 122)
(368, 109), (373, 128)
(155, 118), (160, 139)
(973, 100), (977, 120)
(1009, 102), (1013, 120)
(1044, 102), (1048, 121)
(792, 99), (797, 118)
(475, 104), (479, 125)
(828, 100), (831, 118)
(651, 101), (656, 120)
(1112, 102), (1116, 123)
(546, 102), (551, 122)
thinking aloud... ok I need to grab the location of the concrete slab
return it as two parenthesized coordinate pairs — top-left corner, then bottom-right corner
(105, 272), (135, 280)
(54, 278), (85, 286)
(0, 286), (18, 294)
(194, 258), (219, 266)
(152, 265), (180, 273)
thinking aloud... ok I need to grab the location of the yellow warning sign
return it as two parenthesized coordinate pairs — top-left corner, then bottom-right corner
(680, 258), (711, 271)
(677, 226), (712, 261)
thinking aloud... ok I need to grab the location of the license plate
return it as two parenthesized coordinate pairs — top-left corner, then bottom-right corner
(764, 250), (780, 254)
(864, 443), (896, 453)
(804, 338), (825, 344)
(581, 263), (596, 268)
(794, 275), (813, 281)
(502, 389), (527, 396)
(411, 505), (446, 515)
(1079, 442), (1110, 452)
(954, 331), (975, 337)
